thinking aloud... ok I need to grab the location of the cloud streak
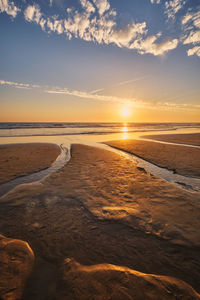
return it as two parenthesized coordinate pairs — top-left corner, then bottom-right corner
(1, 78), (199, 111)
(0, 79), (40, 89)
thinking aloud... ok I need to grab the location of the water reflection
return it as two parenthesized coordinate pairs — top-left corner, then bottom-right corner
(122, 124), (128, 139)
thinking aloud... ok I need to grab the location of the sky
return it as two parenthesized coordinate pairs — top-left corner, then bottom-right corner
(0, 0), (200, 122)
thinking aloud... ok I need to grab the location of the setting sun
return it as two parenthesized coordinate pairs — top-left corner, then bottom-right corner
(121, 107), (131, 118)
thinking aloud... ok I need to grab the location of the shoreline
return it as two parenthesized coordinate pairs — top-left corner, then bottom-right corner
(106, 137), (200, 178)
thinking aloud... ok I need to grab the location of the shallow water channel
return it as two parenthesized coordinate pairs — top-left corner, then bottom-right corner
(0, 139), (200, 197)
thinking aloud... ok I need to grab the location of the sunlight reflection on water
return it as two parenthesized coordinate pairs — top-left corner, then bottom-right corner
(122, 125), (128, 139)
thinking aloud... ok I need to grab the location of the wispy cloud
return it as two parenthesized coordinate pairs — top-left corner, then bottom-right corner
(0, 79), (30, 88)
(45, 88), (135, 105)
(0, 79), (39, 89)
(149, 0), (200, 57)
(164, 0), (186, 20)
(114, 76), (149, 87)
(90, 76), (149, 95)
(1, 78), (199, 111)
(182, 10), (200, 57)
(0, 0), (20, 17)
(149, 0), (186, 20)
(150, 0), (161, 4)
(1, 0), (200, 58)
(44, 88), (200, 111)
(21, 0), (178, 56)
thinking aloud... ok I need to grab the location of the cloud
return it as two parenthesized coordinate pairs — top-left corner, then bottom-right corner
(24, 4), (42, 24)
(182, 10), (200, 57)
(47, 17), (64, 34)
(21, 0), (178, 56)
(165, 0), (186, 20)
(130, 34), (178, 56)
(182, 11), (200, 28)
(149, 0), (186, 20)
(187, 46), (200, 57)
(0, 0), (20, 17)
(45, 88), (135, 105)
(44, 88), (200, 110)
(0, 79), (40, 89)
(150, 0), (161, 4)
(183, 30), (200, 45)
(1, 78), (199, 110)
(92, 0), (110, 16)
(80, 0), (95, 14)
(110, 22), (147, 48)
(0, 79), (30, 88)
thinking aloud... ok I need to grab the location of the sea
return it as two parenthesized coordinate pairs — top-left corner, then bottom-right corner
(0, 122), (200, 140)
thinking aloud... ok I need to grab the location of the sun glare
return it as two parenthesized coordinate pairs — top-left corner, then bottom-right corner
(121, 107), (131, 118)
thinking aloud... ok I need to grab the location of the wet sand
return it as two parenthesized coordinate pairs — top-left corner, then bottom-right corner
(144, 133), (200, 147)
(0, 144), (200, 299)
(106, 139), (200, 177)
(0, 143), (61, 184)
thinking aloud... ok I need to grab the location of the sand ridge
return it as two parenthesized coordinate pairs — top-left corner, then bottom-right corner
(0, 143), (61, 184)
(144, 133), (200, 147)
(105, 139), (200, 177)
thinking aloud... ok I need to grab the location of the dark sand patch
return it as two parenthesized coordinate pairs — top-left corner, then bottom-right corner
(144, 133), (200, 147)
(106, 139), (200, 177)
(0, 143), (61, 184)
(0, 145), (200, 298)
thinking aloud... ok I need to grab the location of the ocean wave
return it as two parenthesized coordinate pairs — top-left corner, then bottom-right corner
(0, 122), (200, 130)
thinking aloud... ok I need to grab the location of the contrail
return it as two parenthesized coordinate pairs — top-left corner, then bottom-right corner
(89, 75), (149, 94)
(115, 75), (149, 86)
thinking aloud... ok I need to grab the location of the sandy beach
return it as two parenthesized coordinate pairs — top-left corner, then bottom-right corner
(0, 139), (200, 299)
(0, 143), (61, 184)
(106, 138), (200, 177)
(2, 0), (200, 296)
(144, 133), (200, 147)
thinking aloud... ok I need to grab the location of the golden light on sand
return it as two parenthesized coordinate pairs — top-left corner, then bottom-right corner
(121, 107), (131, 118)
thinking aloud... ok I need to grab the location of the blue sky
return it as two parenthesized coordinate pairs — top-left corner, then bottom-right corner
(0, 0), (200, 122)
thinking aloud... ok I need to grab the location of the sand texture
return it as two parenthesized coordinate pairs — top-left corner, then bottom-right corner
(0, 234), (34, 300)
(59, 258), (200, 300)
(145, 133), (200, 146)
(106, 139), (200, 177)
(0, 144), (200, 299)
(0, 143), (60, 184)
